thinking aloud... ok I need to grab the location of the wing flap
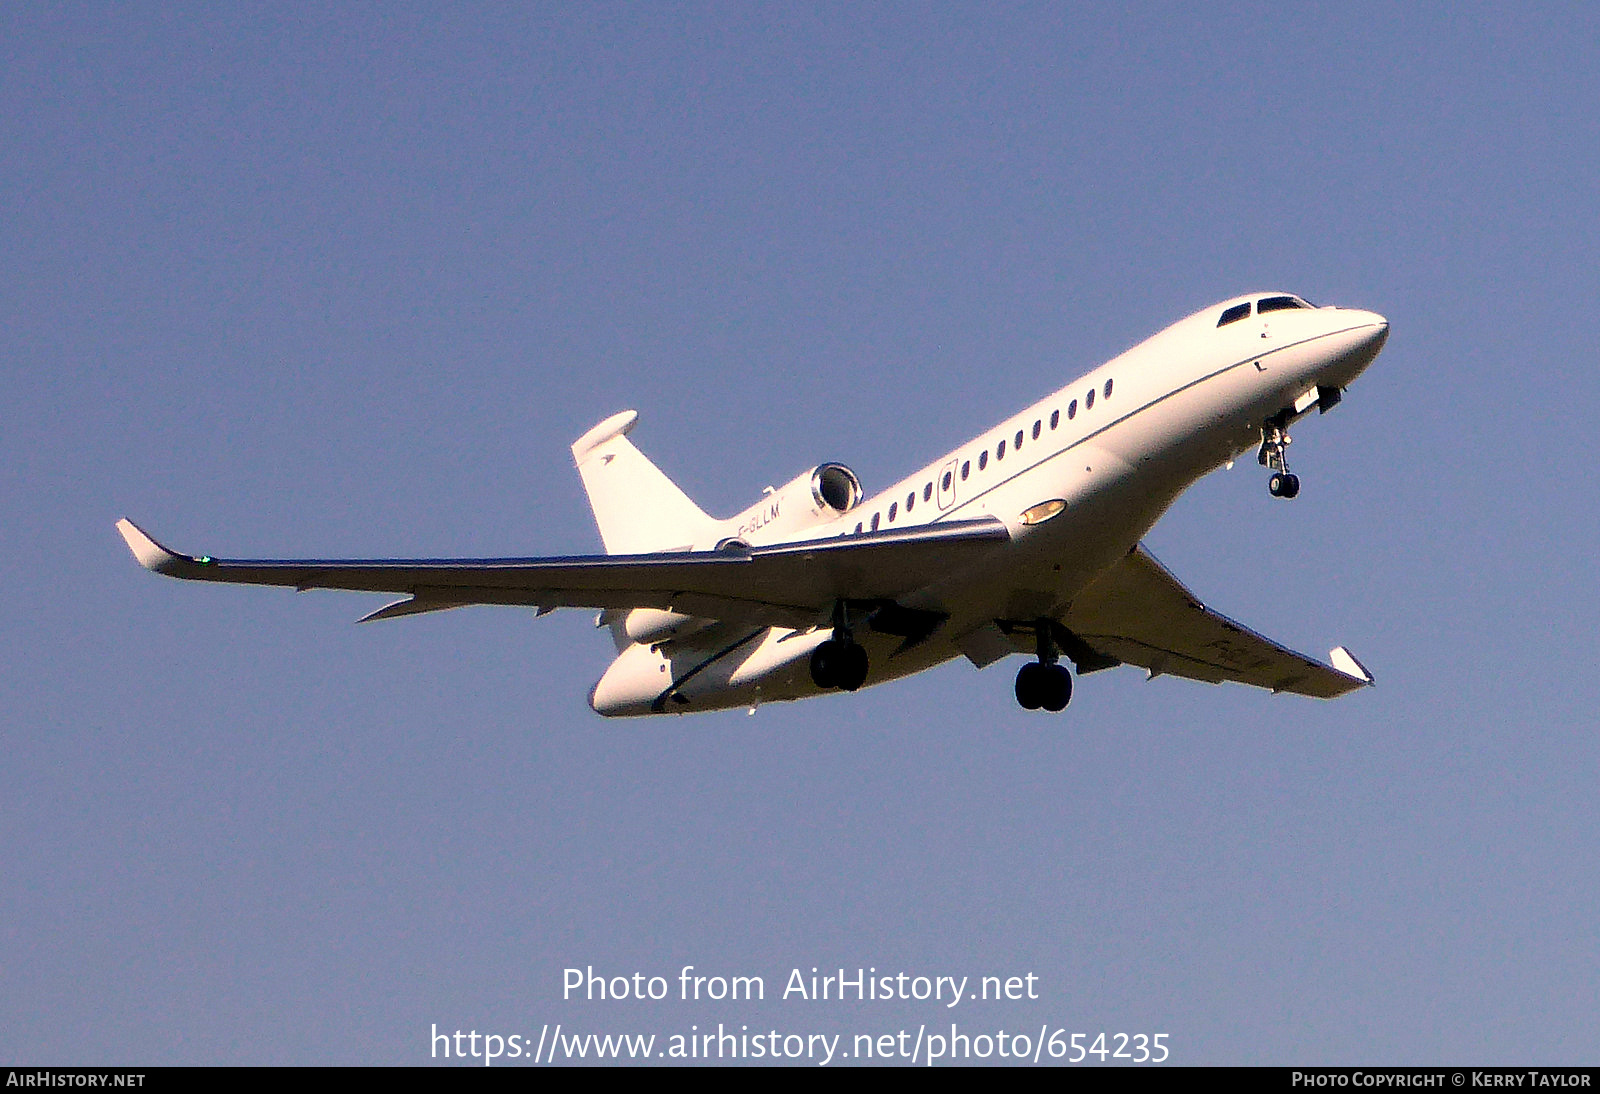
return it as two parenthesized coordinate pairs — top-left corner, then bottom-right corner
(117, 517), (1009, 629)
(356, 596), (473, 623)
(1061, 544), (1372, 699)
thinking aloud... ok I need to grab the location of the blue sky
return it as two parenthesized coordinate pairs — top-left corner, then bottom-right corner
(4, 2), (1597, 1065)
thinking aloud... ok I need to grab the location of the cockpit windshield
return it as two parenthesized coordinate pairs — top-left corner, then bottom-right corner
(1217, 302), (1251, 327)
(1257, 294), (1312, 313)
(1218, 295), (1314, 327)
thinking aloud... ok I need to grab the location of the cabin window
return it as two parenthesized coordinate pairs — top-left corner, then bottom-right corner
(997, 439), (1006, 460)
(1032, 420), (1041, 440)
(854, 522), (862, 534)
(1068, 399), (1077, 420)
(961, 460), (970, 480)
(1015, 430), (1024, 450)
(906, 492), (914, 512)
(979, 451), (988, 471)
(1104, 378), (1113, 399)
(870, 513), (880, 532)
(1086, 388), (1095, 410)
(1050, 409), (1059, 429)
(923, 483), (933, 502)
(1257, 295), (1309, 314)
(888, 502), (898, 522)
(1218, 302), (1251, 327)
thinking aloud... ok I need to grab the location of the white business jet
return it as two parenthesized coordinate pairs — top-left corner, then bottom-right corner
(119, 292), (1388, 716)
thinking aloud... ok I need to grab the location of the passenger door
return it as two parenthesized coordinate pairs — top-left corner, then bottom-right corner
(936, 458), (959, 510)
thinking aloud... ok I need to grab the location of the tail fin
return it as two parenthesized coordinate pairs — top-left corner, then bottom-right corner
(571, 410), (719, 554)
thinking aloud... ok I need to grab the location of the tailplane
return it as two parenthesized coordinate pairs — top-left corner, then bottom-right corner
(571, 410), (718, 554)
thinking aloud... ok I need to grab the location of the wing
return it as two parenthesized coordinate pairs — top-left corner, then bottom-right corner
(1060, 544), (1373, 698)
(116, 517), (1010, 630)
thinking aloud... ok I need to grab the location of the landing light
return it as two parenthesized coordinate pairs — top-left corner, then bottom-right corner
(1020, 499), (1068, 526)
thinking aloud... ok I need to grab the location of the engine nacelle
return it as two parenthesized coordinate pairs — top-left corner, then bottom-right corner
(723, 463), (863, 544)
(590, 625), (834, 717)
(622, 607), (713, 646)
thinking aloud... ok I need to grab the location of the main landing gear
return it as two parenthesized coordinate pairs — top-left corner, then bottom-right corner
(1258, 411), (1301, 499)
(1015, 621), (1072, 712)
(810, 603), (869, 692)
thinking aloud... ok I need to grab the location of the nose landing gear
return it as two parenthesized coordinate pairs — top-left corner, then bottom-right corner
(1014, 619), (1073, 712)
(1258, 412), (1301, 499)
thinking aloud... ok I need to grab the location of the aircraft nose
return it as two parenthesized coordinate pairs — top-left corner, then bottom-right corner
(1319, 308), (1389, 388)
(1337, 308), (1389, 356)
(1363, 313), (1389, 353)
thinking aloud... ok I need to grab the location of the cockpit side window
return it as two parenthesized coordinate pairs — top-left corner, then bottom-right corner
(1257, 295), (1309, 314)
(1217, 302), (1251, 327)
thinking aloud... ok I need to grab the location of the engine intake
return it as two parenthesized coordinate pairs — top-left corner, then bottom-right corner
(725, 463), (863, 543)
(811, 463), (862, 513)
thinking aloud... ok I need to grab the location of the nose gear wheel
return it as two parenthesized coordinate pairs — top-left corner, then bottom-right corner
(1258, 412), (1301, 499)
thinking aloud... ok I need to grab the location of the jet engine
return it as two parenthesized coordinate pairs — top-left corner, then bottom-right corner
(621, 607), (714, 646)
(723, 463), (863, 545)
(602, 463), (863, 652)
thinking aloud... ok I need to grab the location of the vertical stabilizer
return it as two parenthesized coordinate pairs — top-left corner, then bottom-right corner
(571, 410), (718, 554)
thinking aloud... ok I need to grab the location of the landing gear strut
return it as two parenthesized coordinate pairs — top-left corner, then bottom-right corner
(1014, 620), (1072, 712)
(1258, 411), (1300, 499)
(810, 602), (869, 692)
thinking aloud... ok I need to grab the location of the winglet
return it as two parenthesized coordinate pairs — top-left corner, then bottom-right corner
(116, 518), (194, 574)
(116, 518), (218, 578)
(1329, 646), (1375, 686)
